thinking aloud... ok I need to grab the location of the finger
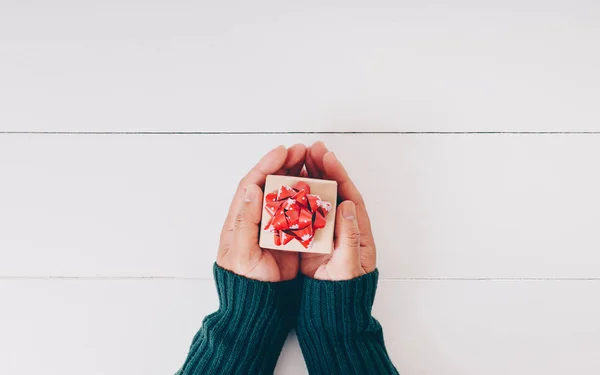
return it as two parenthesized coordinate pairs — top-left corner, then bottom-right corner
(241, 145), (288, 189)
(276, 143), (306, 176)
(322, 151), (375, 248)
(332, 200), (362, 265)
(322, 151), (364, 205)
(305, 146), (319, 178)
(223, 145), (287, 234)
(230, 184), (263, 258)
(306, 141), (328, 178)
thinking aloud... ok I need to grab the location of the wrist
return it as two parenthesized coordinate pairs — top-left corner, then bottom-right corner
(179, 264), (301, 374)
(311, 265), (366, 281)
(296, 268), (399, 375)
(298, 269), (379, 332)
(213, 263), (300, 323)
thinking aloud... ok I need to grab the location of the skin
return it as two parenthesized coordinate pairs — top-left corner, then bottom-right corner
(216, 141), (377, 282)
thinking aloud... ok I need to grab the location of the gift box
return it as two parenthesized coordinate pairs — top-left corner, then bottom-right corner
(259, 174), (337, 254)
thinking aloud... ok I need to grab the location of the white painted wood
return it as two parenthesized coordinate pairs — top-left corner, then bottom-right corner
(0, 279), (598, 375)
(1, 1), (599, 132)
(2, 133), (600, 278)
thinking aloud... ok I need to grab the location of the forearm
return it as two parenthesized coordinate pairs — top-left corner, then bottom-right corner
(178, 263), (300, 375)
(296, 270), (399, 375)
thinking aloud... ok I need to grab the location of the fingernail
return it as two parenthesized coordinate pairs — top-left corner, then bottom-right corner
(342, 201), (356, 220)
(314, 140), (327, 148)
(243, 186), (256, 202)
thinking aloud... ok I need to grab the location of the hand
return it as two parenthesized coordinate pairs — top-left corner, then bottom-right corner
(217, 144), (306, 282)
(300, 141), (377, 281)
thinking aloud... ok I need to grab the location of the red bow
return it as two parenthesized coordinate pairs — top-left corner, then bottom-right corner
(263, 181), (332, 248)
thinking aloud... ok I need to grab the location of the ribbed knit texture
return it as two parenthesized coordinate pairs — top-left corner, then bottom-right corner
(177, 263), (300, 375)
(297, 270), (399, 375)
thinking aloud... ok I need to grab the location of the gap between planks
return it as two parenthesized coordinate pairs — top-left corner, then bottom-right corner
(2, 131), (600, 135)
(1, 276), (599, 281)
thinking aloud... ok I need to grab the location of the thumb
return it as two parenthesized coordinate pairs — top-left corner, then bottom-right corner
(231, 184), (263, 257)
(330, 200), (365, 278)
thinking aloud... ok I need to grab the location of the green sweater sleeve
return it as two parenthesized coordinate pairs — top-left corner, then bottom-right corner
(296, 269), (399, 375)
(177, 263), (300, 375)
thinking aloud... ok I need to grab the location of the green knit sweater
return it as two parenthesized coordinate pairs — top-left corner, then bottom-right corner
(177, 264), (398, 375)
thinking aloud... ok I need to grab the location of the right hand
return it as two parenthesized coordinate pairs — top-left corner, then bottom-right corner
(300, 141), (377, 281)
(217, 144), (306, 282)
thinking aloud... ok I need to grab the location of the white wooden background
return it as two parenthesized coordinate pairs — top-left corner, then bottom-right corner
(1, 1), (599, 374)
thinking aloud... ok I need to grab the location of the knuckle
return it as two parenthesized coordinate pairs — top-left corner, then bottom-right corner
(344, 226), (361, 248)
(233, 211), (247, 230)
(237, 179), (247, 192)
(353, 195), (366, 208)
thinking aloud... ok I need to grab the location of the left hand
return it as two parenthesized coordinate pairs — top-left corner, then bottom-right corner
(216, 144), (306, 282)
(299, 141), (377, 281)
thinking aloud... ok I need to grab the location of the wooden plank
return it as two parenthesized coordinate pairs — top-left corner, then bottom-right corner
(1, 1), (599, 132)
(0, 279), (598, 374)
(1, 133), (600, 278)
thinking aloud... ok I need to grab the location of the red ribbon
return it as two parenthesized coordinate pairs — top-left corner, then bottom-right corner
(263, 181), (332, 248)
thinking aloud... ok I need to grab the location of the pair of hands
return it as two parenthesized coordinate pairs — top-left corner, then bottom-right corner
(217, 141), (376, 282)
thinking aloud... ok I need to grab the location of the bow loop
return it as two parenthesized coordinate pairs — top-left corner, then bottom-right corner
(263, 181), (332, 249)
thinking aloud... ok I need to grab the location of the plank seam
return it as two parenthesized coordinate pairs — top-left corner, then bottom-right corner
(1, 277), (599, 281)
(2, 131), (600, 135)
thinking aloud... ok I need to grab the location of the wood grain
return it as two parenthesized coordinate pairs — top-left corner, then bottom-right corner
(2, 2), (598, 373)
(0, 279), (598, 375)
(1, 1), (598, 132)
(1, 133), (599, 278)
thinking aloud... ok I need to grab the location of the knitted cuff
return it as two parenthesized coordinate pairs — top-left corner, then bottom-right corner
(299, 269), (379, 333)
(179, 263), (300, 375)
(297, 270), (398, 375)
(213, 263), (300, 324)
